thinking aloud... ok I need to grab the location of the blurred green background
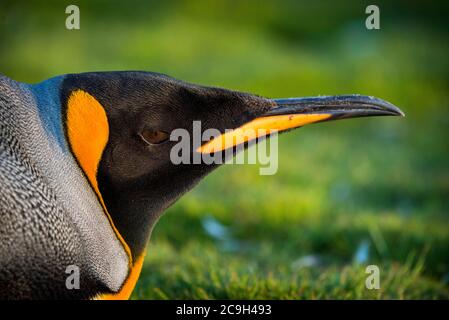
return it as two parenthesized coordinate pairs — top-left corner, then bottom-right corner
(1, 0), (448, 299)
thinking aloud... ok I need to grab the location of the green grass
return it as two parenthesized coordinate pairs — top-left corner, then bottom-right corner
(1, 0), (448, 299)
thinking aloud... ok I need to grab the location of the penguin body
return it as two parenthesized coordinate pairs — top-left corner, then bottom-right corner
(0, 72), (403, 299)
(0, 75), (128, 299)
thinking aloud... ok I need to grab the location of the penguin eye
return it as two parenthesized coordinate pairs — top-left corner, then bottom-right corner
(140, 129), (169, 145)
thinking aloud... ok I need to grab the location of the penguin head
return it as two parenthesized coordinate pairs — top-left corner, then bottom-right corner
(61, 71), (404, 262)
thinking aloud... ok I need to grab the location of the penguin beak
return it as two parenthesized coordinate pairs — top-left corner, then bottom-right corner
(198, 95), (404, 154)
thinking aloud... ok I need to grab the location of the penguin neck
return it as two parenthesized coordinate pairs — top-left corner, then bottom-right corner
(97, 179), (168, 259)
(27, 76), (67, 150)
(64, 89), (146, 299)
(98, 169), (208, 261)
(64, 89), (134, 263)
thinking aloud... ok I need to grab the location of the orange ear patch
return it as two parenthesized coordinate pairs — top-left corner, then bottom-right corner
(66, 90), (109, 189)
(66, 90), (138, 299)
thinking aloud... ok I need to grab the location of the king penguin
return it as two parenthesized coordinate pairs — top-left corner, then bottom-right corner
(0, 71), (404, 299)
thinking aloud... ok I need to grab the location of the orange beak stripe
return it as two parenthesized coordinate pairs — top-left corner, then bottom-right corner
(197, 113), (331, 154)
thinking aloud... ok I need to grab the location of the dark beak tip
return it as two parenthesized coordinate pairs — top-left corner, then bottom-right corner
(383, 105), (405, 117)
(269, 95), (405, 119)
(397, 108), (406, 117)
(384, 103), (405, 118)
(374, 97), (404, 117)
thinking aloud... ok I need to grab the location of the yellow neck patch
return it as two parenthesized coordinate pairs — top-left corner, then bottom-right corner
(98, 254), (145, 300)
(66, 90), (142, 300)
